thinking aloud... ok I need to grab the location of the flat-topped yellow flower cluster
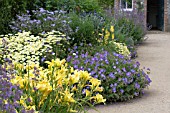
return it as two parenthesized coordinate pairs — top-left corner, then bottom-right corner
(0, 31), (65, 66)
(109, 41), (130, 57)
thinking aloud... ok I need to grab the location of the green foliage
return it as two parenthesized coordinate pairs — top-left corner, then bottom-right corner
(68, 12), (106, 46)
(45, 0), (102, 13)
(0, 0), (45, 35)
(115, 17), (144, 45)
(98, 0), (115, 7)
(0, 0), (26, 34)
(68, 13), (95, 45)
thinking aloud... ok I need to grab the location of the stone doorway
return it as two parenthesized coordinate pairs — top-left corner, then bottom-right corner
(147, 0), (164, 31)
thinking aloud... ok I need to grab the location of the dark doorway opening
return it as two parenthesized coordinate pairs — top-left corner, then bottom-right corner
(147, 0), (164, 31)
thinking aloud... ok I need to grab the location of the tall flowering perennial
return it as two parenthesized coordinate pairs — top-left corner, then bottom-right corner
(10, 58), (106, 112)
(0, 31), (67, 66)
(99, 25), (115, 44)
(67, 48), (151, 101)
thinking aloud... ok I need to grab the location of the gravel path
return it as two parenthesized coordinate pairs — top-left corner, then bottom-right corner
(87, 33), (170, 113)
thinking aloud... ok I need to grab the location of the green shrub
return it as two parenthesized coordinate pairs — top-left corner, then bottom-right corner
(0, 0), (26, 34)
(0, 0), (44, 35)
(114, 11), (145, 45)
(68, 12), (107, 46)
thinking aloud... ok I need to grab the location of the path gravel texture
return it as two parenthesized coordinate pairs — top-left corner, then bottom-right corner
(87, 32), (170, 113)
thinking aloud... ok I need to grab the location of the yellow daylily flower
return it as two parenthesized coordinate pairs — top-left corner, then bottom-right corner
(69, 74), (79, 85)
(71, 86), (78, 92)
(36, 80), (52, 92)
(10, 76), (22, 85)
(79, 71), (91, 81)
(70, 67), (74, 73)
(54, 58), (62, 67)
(112, 34), (114, 40)
(85, 90), (91, 97)
(98, 33), (103, 36)
(93, 87), (103, 92)
(105, 29), (110, 35)
(69, 109), (78, 113)
(61, 59), (66, 65)
(94, 94), (106, 103)
(110, 26), (114, 32)
(26, 105), (36, 111)
(90, 78), (101, 89)
(63, 90), (76, 103)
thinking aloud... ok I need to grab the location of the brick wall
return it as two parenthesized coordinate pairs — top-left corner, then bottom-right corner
(144, 0), (147, 31)
(164, 0), (168, 31)
(167, 0), (170, 31)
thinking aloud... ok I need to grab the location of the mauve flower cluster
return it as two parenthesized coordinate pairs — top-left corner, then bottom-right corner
(0, 62), (32, 113)
(67, 46), (151, 101)
(10, 8), (72, 36)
